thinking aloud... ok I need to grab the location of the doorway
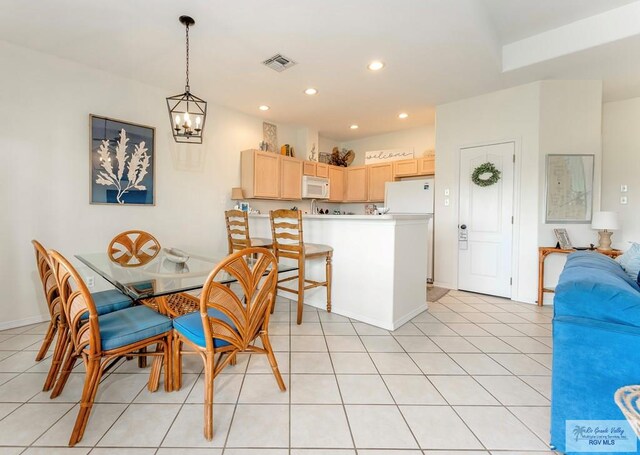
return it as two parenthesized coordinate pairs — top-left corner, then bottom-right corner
(458, 142), (515, 298)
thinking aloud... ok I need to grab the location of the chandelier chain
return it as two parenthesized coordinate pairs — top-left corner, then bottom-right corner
(185, 22), (190, 91)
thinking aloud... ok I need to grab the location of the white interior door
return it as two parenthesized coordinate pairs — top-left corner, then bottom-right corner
(458, 142), (514, 298)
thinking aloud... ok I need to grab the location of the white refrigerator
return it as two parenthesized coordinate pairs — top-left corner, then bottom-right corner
(384, 178), (435, 283)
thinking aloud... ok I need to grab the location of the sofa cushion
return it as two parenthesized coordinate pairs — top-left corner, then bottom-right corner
(555, 251), (640, 328)
(617, 242), (640, 281)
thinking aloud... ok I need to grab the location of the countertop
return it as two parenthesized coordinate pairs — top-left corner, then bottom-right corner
(248, 213), (431, 221)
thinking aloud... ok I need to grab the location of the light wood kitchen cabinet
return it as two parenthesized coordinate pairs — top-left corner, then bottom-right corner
(241, 149), (280, 199)
(419, 156), (435, 175)
(280, 156), (303, 200)
(303, 161), (329, 178)
(367, 162), (393, 202)
(345, 166), (368, 202)
(316, 163), (329, 178)
(303, 161), (316, 176)
(393, 159), (419, 178)
(328, 165), (345, 202)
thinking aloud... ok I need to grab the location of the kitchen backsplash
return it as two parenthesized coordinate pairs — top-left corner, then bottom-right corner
(242, 199), (367, 215)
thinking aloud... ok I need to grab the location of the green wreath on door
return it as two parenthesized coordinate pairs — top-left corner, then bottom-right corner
(471, 162), (501, 187)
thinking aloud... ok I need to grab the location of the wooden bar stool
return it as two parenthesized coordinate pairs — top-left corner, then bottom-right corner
(269, 209), (332, 325)
(225, 210), (272, 253)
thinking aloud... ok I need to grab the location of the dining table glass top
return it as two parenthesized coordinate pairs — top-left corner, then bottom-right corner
(76, 249), (297, 300)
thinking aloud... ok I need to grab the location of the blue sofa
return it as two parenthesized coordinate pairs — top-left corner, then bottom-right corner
(551, 251), (640, 453)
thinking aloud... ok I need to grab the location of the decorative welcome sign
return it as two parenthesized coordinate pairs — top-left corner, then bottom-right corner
(364, 148), (414, 164)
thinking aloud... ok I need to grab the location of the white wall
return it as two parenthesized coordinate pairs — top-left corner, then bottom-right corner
(537, 81), (603, 302)
(435, 83), (541, 302)
(318, 135), (340, 154)
(602, 97), (640, 246)
(340, 125), (435, 166)
(434, 80), (603, 303)
(0, 40), (305, 329)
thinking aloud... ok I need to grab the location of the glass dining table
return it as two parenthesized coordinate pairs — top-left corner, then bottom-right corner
(76, 249), (298, 317)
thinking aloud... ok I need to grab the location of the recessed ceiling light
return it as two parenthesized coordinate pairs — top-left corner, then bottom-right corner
(304, 88), (318, 95)
(258, 105), (270, 111)
(350, 124), (359, 130)
(398, 112), (408, 119)
(367, 61), (385, 71)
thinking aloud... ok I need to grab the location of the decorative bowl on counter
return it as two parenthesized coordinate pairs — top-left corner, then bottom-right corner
(375, 207), (390, 215)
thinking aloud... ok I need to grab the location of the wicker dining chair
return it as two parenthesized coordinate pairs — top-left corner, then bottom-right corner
(108, 230), (201, 318)
(224, 210), (272, 254)
(31, 240), (133, 393)
(172, 247), (286, 440)
(269, 209), (332, 324)
(48, 249), (173, 446)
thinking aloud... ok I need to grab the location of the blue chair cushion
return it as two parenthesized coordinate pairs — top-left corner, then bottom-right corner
(91, 289), (133, 316)
(173, 308), (237, 348)
(555, 251), (640, 328)
(98, 305), (173, 351)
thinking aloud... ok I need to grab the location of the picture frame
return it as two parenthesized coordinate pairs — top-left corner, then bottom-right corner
(554, 228), (573, 249)
(90, 115), (155, 206)
(545, 154), (594, 223)
(262, 122), (278, 153)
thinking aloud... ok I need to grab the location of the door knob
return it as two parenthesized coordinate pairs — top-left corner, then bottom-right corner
(460, 224), (467, 230)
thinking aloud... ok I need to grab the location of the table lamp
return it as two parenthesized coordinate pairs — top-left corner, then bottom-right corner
(231, 187), (245, 210)
(591, 211), (620, 250)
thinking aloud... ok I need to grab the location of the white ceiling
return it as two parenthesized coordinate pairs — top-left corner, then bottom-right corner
(1, 0), (638, 140)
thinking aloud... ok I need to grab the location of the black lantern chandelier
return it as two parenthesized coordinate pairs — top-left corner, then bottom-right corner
(166, 15), (207, 144)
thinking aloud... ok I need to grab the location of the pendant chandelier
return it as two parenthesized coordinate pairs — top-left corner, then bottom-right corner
(166, 15), (207, 144)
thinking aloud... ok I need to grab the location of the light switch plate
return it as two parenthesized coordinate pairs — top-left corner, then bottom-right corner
(444, 188), (450, 196)
(621, 184), (628, 193)
(444, 198), (450, 206)
(621, 196), (628, 204)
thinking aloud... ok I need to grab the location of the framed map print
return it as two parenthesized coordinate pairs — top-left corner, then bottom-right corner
(545, 154), (594, 223)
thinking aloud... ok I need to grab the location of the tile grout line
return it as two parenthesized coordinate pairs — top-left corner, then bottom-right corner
(318, 308), (358, 453)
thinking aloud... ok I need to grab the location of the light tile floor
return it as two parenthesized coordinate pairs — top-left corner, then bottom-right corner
(0, 290), (556, 454)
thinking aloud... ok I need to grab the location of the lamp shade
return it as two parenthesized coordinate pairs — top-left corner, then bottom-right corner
(231, 187), (245, 200)
(591, 211), (620, 230)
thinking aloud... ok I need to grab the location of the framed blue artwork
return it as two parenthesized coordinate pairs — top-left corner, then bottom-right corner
(90, 115), (155, 205)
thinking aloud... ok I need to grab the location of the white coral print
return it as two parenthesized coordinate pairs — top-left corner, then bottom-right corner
(95, 129), (151, 204)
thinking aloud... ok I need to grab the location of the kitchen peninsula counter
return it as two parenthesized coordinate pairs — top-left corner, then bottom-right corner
(249, 213), (429, 330)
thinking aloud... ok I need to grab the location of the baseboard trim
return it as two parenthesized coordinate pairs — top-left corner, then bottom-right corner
(0, 314), (48, 332)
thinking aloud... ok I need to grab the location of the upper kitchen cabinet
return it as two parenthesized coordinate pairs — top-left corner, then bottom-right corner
(393, 156), (436, 178)
(241, 149), (280, 199)
(393, 159), (419, 177)
(316, 163), (329, 178)
(303, 161), (316, 176)
(345, 166), (368, 202)
(280, 156), (303, 200)
(367, 162), (393, 202)
(328, 165), (345, 202)
(418, 155), (435, 175)
(303, 161), (329, 178)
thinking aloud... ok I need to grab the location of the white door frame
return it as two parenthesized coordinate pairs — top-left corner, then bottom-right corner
(455, 138), (522, 300)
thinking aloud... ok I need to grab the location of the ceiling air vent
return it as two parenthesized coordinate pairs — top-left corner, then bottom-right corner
(262, 53), (297, 72)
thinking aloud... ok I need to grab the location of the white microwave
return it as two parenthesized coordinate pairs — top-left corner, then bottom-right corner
(302, 175), (330, 199)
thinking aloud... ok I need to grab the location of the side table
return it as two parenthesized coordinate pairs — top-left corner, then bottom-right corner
(537, 247), (623, 306)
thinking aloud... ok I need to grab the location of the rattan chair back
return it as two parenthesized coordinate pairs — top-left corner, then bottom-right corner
(32, 240), (61, 319)
(225, 210), (252, 254)
(48, 250), (102, 357)
(108, 230), (160, 267)
(269, 209), (304, 261)
(199, 247), (277, 352)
